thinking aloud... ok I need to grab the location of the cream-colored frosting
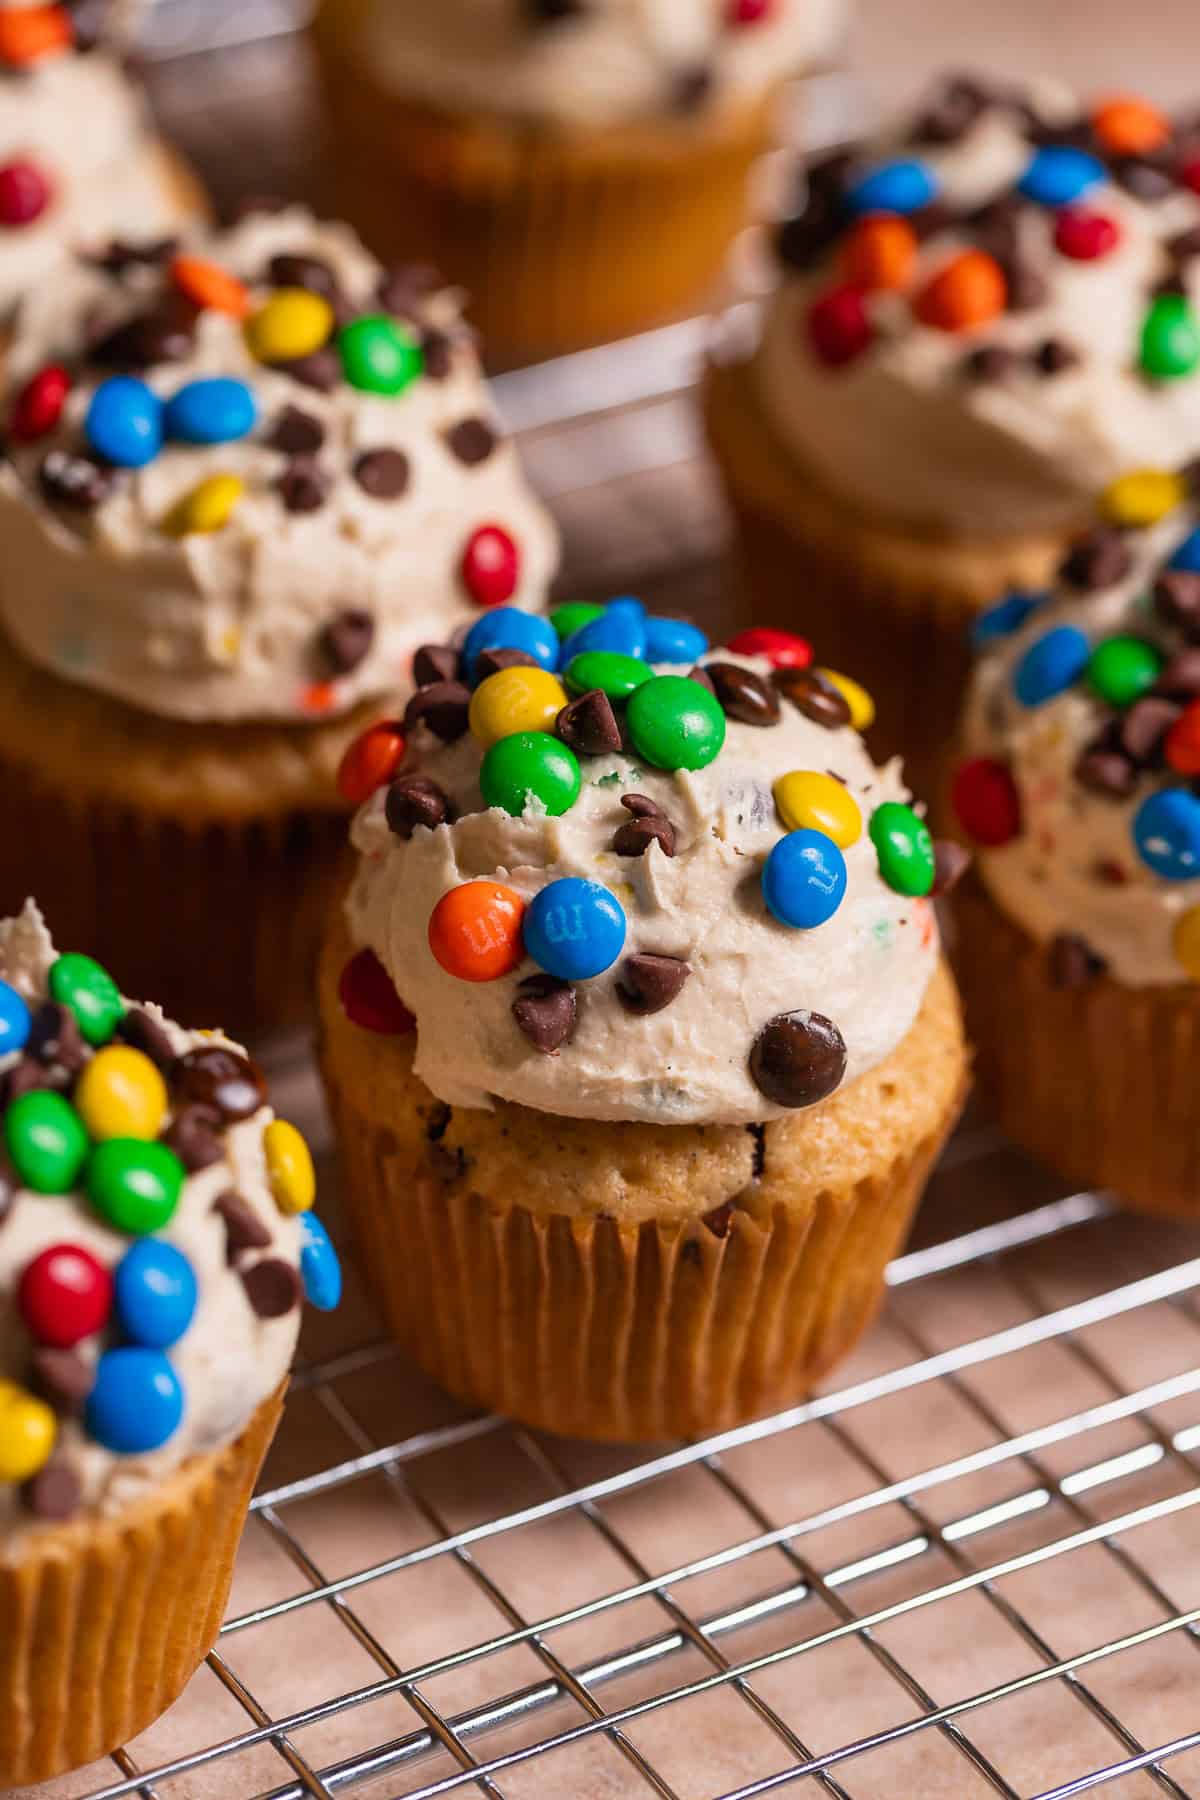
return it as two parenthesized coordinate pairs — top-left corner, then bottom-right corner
(0, 208), (559, 722)
(355, 0), (842, 129)
(0, 902), (307, 1554)
(963, 507), (1200, 986)
(753, 80), (1200, 538)
(346, 652), (940, 1124)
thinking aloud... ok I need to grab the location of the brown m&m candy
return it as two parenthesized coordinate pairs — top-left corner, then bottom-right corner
(172, 1047), (266, 1122)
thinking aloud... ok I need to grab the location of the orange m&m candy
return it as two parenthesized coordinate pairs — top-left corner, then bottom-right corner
(914, 250), (1006, 333)
(1092, 94), (1169, 156)
(170, 255), (251, 319)
(1166, 701), (1200, 777)
(0, 6), (71, 65)
(840, 215), (917, 292)
(336, 720), (405, 805)
(429, 882), (526, 982)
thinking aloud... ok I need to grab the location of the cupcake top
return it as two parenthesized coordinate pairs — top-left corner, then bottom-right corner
(355, 0), (841, 131)
(339, 601), (956, 1126)
(0, 206), (559, 723)
(754, 74), (1200, 537)
(955, 468), (1200, 988)
(0, 901), (340, 1553)
(0, 0), (191, 314)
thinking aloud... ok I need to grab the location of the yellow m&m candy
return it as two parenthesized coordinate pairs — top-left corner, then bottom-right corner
(76, 1046), (167, 1142)
(773, 770), (863, 847)
(1174, 905), (1200, 981)
(161, 473), (244, 538)
(245, 288), (334, 365)
(816, 668), (875, 732)
(264, 1118), (315, 1215)
(1100, 468), (1185, 529)
(469, 666), (569, 749)
(0, 1379), (55, 1482)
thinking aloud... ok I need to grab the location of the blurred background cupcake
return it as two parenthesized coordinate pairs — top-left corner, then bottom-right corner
(705, 72), (1200, 789)
(0, 205), (558, 1031)
(311, 0), (844, 360)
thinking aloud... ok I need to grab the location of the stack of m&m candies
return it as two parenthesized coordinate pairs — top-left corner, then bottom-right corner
(0, 949), (339, 1519)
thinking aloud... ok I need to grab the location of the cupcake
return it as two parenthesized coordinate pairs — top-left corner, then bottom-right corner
(312, 0), (843, 359)
(0, 899), (340, 1785)
(317, 600), (968, 1442)
(949, 469), (1200, 1217)
(0, 206), (558, 1030)
(0, 0), (205, 318)
(704, 74), (1200, 790)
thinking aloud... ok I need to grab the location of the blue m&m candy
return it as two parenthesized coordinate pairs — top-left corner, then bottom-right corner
(0, 978), (30, 1055)
(1133, 788), (1200, 881)
(846, 159), (937, 216)
(1168, 528), (1200, 574)
(85, 1347), (184, 1453)
(1018, 146), (1106, 207)
(971, 590), (1046, 650)
(644, 615), (710, 664)
(559, 605), (647, 666)
(299, 1212), (343, 1312)
(85, 376), (164, 468)
(1012, 625), (1090, 707)
(524, 878), (626, 981)
(461, 606), (559, 683)
(114, 1240), (198, 1349)
(762, 830), (847, 929)
(164, 377), (258, 446)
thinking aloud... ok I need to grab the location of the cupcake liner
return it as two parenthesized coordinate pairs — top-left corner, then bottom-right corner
(312, 9), (780, 359)
(0, 1384), (283, 1787)
(703, 358), (1081, 796)
(952, 877), (1200, 1219)
(317, 920), (967, 1442)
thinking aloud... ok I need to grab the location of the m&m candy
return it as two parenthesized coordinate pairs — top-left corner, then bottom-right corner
(807, 286), (873, 367)
(0, 976), (30, 1054)
(18, 1243), (112, 1347)
(817, 669), (875, 731)
(246, 289), (334, 364)
(339, 315), (422, 395)
(524, 879), (627, 981)
(951, 757), (1021, 846)
(114, 1240), (197, 1349)
(914, 251), (1006, 332)
(5, 1091), (88, 1192)
(171, 253), (250, 318)
(1092, 94), (1169, 155)
(1018, 145), (1106, 206)
(164, 377), (257, 446)
(643, 616), (710, 664)
(970, 591), (1045, 649)
(1086, 636), (1163, 708)
(773, 770), (862, 847)
(49, 952), (124, 1044)
(0, 1379), (56, 1483)
(87, 1139), (185, 1235)
(85, 1347), (184, 1454)
(75, 1046), (167, 1142)
(725, 627), (812, 670)
(0, 158), (51, 225)
(1165, 702), (1200, 776)
(559, 606), (648, 665)
(299, 1212), (342, 1312)
(626, 675), (726, 772)
(469, 666), (568, 747)
(480, 731), (581, 816)
(161, 473), (245, 538)
(1168, 529), (1200, 573)
(841, 215), (917, 291)
(1053, 208), (1120, 261)
(845, 159), (937, 216)
(0, 4), (71, 65)
(461, 524), (520, 608)
(429, 881), (526, 981)
(869, 802), (936, 896)
(550, 602), (604, 641)
(1141, 295), (1200, 381)
(264, 1119), (315, 1215)
(85, 376), (163, 468)
(462, 607), (559, 681)
(336, 720), (405, 805)
(9, 362), (69, 442)
(761, 830), (847, 929)
(563, 650), (652, 702)
(338, 947), (414, 1033)
(1012, 626), (1090, 707)
(1132, 788), (1200, 881)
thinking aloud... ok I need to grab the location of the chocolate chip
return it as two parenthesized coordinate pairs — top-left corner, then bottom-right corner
(747, 1120), (766, 1179)
(911, 73), (990, 145)
(420, 327), (453, 380)
(277, 457), (329, 513)
(612, 811), (676, 857)
(620, 793), (664, 819)
(704, 662), (781, 727)
(701, 1201), (733, 1239)
(445, 418), (498, 466)
(413, 643), (460, 686)
(266, 252), (340, 305)
(213, 1190), (272, 1264)
(963, 345), (1017, 381)
(1111, 154), (1176, 199)
(30, 1349), (93, 1412)
(476, 646), (540, 681)
(22, 1456), (82, 1521)
(320, 608), (374, 675)
(85, 234), (178, 275)
(241, 1258), (301, 1318)
(687, 665), (717, 695)
(172, 1047), (267, 1122)
(1153, 270), (1190, 300)
(673, 63), (713, 112)
(278, 346), (341, 392)
(557, 689), (622, 757)
(89, 304), (195, 369)
(616, 954), (690, 1015)
(1005, 261), (1051, 313)
(38, 448), (114, 510)
(162, 1103), (226, 1171)
(931, 839), (971, 897)
(2, 1057), (64, 1105)
(1031, 337), (1081, 377)
(512, 974), (577, 1053)
(1156, 648), (1200, 695)
(353, 447), (410, 499)
(386, 773), (451, 838)
(968, 195), (1022, 259)
(1120, 696), (1181, 764)
(1154, 571), (1200, 640)
(1168, 226), (1200, 265)
(1076, 744), (1138, 797)
(1059, 529), (1132, 591)
(377, 262), (440, 317)
(26, 1001), (85, 1074)
(404, 679), (471, 741)
(773, 666), (851, 728)
(1048, 932), (1107, 988)
(908, 199), (957, 241)
(266, 404), (325, 456)
(749, 1011), (847, 1109)
(114, 1006), (175, 1069)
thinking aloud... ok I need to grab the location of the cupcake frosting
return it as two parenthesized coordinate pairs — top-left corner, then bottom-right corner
(0, 206), (559, 723)
(355, 0), (842, 130)
(0, 900), (340, 1553)
(341, 603), (947, 1125)
(754, 75), (1200, 537)
(957, 469), (1200, 988)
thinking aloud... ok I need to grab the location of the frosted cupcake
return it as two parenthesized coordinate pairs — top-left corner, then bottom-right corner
(0, 900), (340, 1784)
(318, 601), (967, 1442)
(705, 74), (1200, 787)
(950, 469), (1200, 1216)
(312, 0), (843, 358)
(0, 205), (558, 1029)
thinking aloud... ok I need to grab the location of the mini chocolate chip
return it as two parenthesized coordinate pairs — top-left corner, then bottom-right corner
(963, 345), (1017, 381)
(1076, 745), (1138, 797)
(114, 1006), (175, 1069)
(774, 194), (844, 272)
(476, 646), (540, 681)
(512, 974), (577, 1053)
(386, 774), (451, 838)
(1001, 259), (1049, 313)
(172, 1047), (267, 1122)
(86, 235), (178, 275)
(747, 1120), (766, 1179)
(90, 305), (195, 369)
(1154, 571), (1200, 640)
(30, 1348), (93, 1412)
(1169, 226), (1200, 265)
(1120, 696), (1181, 764)
(773, 666), (852, 728)
(426, 1101), (452, 1141)
(704, 662), (782, 727)
(749, 1011), (847, 1109)
(673, 63), (713, 112)
(320, 608), (375, 675)
(620, 793), (664, 819)
(1111, 154), (1176, 200)
(612, 813), (676, 858)
(26, 1001), (85, 1074)
(277, 457), (329, 513)
(2, 1057), (64, 1105)
(429, 1140), (468, 1182)
(1059, 529), (1132, 591)
(968, 195), (1021, 257)
(266, 252), (340, 303)
(266, 404), (325, 456)
(931, 839), (971, 897)
(353, 447), (410, 500)
(616, 954), (691, 1015)
(420, 327), (453, 380)
(213, 1190), (272, 1264)
(911, 74), (990, 145)
(413, 643), (460, 686)
(377, 263), (440, 317)
(162, 1103), (226, 1171)
(22, 1456), (82, 1521)
(908, 199), (957, 241)
(1156, 648), (1200, 695)
(277, 346), (341, 392)
(687, 665), (717, 695)
(445, 418), (498, 465)
(38, 449), (114, 510)
(404, 679), (471, 741)
(1032, 338), (1081, 377)
(701, 1201), (733, 1239)
(557, 689), (622, 757)
(1153, 270), (1190, 300)
(241, 1258), (301, 1318)
(1048, 932), (1107, 988)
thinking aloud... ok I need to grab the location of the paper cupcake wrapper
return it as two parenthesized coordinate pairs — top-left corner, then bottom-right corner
(313, 12), (779, 358)
(0, 1385), (283, 1788)
(952, 879), (1200, 1218)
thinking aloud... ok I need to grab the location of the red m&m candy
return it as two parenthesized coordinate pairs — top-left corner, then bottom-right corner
(1054, 208), (1121, 261)
(338, 948), (415, 1034)
(1166, 701), (1200, 777)
(10, 363), (69, 442)
(727, 0), (774, 20)
(462, 524), (519, 609)
(429, 881), (526, 982)
(0, 159), (51, 227)
(19, 1244), (112, 1348)
(336, 720), (405, 805)
(725, 627), (813, 669)
(807, 287), (873, 367)
(1182, 158), (1200, 199)
(951, 757), (1022, 847)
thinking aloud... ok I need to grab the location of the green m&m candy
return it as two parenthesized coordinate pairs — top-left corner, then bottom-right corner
(564, 651), (653, 703)
(869, 802), (936, 897)
(49, 952), (124, 1045)
(1087, 635), (1163, 708)
(550, 602), (605, 641)
(338, 316), (423, 395)
(481, 731), (581, 817)
(626, 675), (726, 772)
(1140, 294), (1200, 380)
(5, 1092), (89, 1193)
(87, 1139), (185, 1235)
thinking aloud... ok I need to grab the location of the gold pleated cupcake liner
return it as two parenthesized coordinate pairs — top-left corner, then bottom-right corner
(0, 1385), (283, 1788)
